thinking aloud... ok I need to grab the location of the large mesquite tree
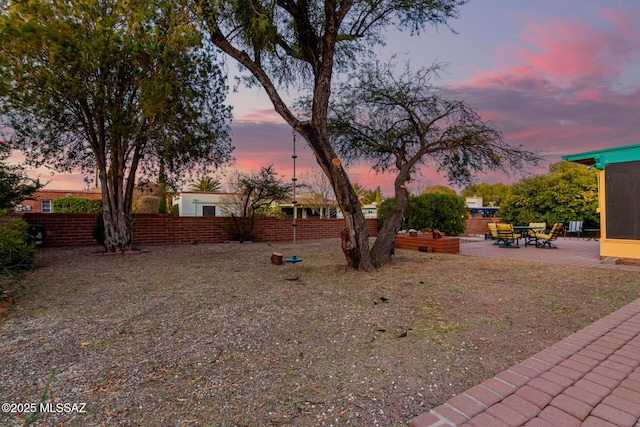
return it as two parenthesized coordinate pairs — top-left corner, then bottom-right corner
(0, 0), (233, 252)
(195, 0), (466, 271)
(329, 60), (541, 266)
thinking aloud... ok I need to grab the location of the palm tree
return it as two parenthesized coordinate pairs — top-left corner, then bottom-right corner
(363, 186), (382, 205)
(351, 182), (369, 206)
(189, 176), (221, 192)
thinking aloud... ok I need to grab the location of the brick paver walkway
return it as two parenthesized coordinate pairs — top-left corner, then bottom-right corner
(409, 238), (640, 427)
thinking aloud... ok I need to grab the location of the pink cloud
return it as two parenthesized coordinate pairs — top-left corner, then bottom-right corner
(473, 6), (640, 91)
(237, 109), (286, 123)
(445, 4), (640, 183)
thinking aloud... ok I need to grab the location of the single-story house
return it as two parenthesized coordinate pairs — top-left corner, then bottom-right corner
(465, 196), (499, 218)
(172, 192), (234, 216)
(563, 144), (640, 263)
(15, 189), (102, 213)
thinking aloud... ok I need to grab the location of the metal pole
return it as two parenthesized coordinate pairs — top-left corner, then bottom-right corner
(287, 132), (303, 263)
(292, 133), (297, 247)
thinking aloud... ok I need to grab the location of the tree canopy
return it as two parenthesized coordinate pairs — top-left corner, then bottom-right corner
(189, 176), (222, 192)
(0, 143), (42, 211)
(0, 0), (233, 251)
(422, 185), (457, 195)
(329, 60), (539, 185)
(499, 162), (599, 226)
(461, 182), (511, 207)
(328, 60), (540, 265)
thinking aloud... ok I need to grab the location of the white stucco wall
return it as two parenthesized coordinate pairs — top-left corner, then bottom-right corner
(172, 192), (233, 216)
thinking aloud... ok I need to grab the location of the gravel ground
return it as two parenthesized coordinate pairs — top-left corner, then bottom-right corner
(1, 239), (639, 427)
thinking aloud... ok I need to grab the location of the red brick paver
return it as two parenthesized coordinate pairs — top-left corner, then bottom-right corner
(408, 299), (640, 427)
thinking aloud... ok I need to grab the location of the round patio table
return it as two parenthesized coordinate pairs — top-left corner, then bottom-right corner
(513, 225), (539, 246)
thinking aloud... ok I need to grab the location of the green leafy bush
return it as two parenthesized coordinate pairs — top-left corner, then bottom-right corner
(499, 162), (598, 226)
(376, 197), (398, 230)
(379, 193), (467, 236)
(53, 197), (102, 213)
(255, 204), (287, 218)
(405, 193), (467, 236)
(0, 211), (35, 275)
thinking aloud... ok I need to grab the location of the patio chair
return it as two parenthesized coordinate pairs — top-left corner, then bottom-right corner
(535, 223), (563, 248)
(487, 222), (501, 245)
(496, 223), (521, 248)
(526, 222), (546, 246)
(563, 220), (583, 239)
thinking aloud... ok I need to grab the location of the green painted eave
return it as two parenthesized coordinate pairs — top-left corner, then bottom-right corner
(562, 144), (640, 169)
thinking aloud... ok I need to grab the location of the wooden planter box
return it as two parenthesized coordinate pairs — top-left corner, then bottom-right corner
(395, 234), (460, 254)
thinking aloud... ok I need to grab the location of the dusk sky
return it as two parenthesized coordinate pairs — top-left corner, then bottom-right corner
(14, 0), (640, 196)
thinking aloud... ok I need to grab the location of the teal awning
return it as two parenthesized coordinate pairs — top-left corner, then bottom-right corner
(562, 144), (640, 169)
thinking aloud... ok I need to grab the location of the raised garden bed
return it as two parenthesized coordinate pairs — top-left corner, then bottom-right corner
(395, 233), (460, 254)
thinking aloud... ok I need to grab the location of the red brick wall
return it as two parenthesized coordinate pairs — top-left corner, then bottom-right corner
(465, 218), (500, 236)
(22, 213), (379, 247)
(19, 213), (500, 247)
(23, 213), (98, 246)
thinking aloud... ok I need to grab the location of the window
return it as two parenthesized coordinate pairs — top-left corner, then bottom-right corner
(41, 200), (53, 213)
(202, 205), (216, 216)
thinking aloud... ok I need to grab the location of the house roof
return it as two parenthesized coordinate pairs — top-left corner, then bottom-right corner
(176, 191), (230, 195)
(562, 144), (640, 169)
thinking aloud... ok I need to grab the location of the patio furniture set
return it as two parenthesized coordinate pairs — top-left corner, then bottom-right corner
(487, 222), (566, 249)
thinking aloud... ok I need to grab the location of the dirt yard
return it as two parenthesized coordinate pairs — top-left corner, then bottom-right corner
(1, 239), (638, 426)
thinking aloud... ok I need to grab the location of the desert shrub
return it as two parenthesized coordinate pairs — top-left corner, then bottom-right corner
(0, 211), (35, 276)
(53, 197), (102, 213)
(135, 196), (159, 213)
(255, 204), (286, 218)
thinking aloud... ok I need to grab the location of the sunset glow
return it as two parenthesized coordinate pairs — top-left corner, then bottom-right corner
(7, 1), (640, 197)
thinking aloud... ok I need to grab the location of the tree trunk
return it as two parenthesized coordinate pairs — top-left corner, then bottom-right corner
(370, 209), (402, 267)
(102, 207), (133, 252)
(370, 174), (411, 267)
(300, 126), (375, 271)
(97, 151), (135, 252)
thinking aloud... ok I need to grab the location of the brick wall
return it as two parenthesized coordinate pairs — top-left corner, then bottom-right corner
(23, 213), (98, 246)
(22, 213), (379, 247)
(465, 218), (499, 236)
(21, 213), (491, 248)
